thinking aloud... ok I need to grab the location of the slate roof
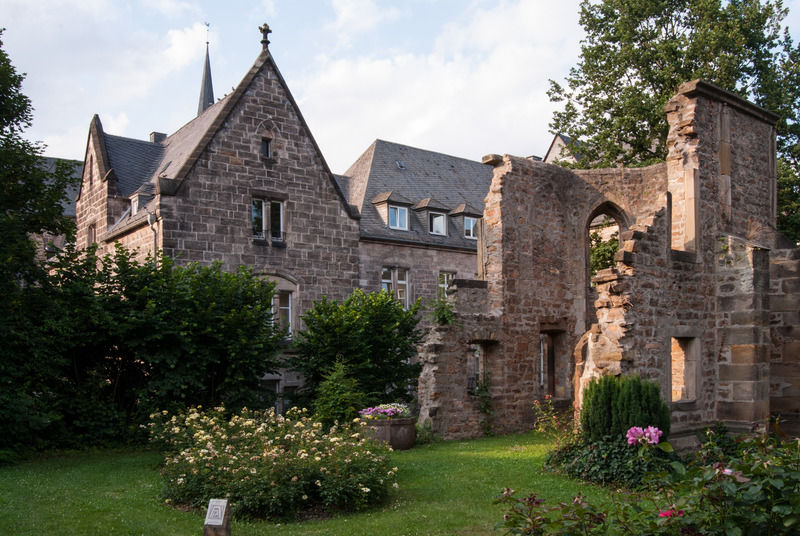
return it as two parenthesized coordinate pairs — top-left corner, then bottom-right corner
(340, 139), (493, 250)
(104, 134), (164, 198)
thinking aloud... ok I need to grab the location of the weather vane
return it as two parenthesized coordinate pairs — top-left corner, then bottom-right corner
(204, 22), (210, 45)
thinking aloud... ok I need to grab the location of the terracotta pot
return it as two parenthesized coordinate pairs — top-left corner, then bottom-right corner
(365, 417), (416, 450)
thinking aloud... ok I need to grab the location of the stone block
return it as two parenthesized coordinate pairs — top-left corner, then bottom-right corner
(781, 341), (800, 362)
(723, 327), (763, 345)
(730, 344), (768, 364)
(719, 364), (761, 382)
(771, 295), (800, 313)
(717, 401), (768, 422)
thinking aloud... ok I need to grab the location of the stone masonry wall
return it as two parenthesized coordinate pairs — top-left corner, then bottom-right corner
(417, 279), (499, 439)
(420, 80), (797, 440)
(358, 240), (479, 305)
(158, 60), (361, 318)
(770, 246), (800, 436)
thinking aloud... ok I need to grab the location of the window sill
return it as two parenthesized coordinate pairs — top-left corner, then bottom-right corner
(272, 239), (287, 248)
(670, 400), (698, 411)
(253, 238), (269, 246)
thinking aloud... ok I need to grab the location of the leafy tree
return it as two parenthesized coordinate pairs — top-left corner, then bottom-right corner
(549, 0), (800, 239)
(778, 159), (800, 242)
(0, 244), (285, 454)
(589, 230), (619, 277)
(290, 290), (422, 406)
(0, 29), (78, 293)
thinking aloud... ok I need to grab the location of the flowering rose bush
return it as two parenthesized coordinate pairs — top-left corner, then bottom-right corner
(359, 403), (411, 420)
(499, 427), (800, 535)
(532, 395), (578, 448)
(148, 406), (397, 519)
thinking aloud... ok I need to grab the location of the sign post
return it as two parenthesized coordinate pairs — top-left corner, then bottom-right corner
(203, 498), (231, 536)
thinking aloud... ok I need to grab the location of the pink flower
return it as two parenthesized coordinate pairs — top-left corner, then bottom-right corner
(626, 425), (662, 445)
(658, 509), (684, 518)
(643, 426), (663, 444)
(626, 426), (644, 445)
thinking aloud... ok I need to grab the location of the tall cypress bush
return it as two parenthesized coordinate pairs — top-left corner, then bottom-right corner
(581, 374), (670, 442)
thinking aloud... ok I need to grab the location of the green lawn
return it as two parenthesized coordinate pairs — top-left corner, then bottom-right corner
(0, 432), (608, 536)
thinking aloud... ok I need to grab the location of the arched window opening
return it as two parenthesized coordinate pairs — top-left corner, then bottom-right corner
(588, 214), (620, 278)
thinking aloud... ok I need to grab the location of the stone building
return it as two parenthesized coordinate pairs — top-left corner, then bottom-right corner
(74, 25), (363, 400)
(418, 80), (800, 444)
(75, 25), (361, 331)
(336, 139), (493, 306)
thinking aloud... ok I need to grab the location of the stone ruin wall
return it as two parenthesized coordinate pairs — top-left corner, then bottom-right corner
(769, 245), (800, 436)
(418, 80), (799, 440)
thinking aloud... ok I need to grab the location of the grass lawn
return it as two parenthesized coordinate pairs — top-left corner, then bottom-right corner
(0, 432), (608, 536)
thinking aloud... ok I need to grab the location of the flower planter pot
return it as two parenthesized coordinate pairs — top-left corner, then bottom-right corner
(365, 418), (416, 450)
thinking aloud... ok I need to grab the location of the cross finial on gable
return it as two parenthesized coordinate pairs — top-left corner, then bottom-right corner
(259, 23), (271, 51)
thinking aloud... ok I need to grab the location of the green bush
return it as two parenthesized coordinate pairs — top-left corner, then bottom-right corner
(289, 289), (422, 406)
(581, 374), (670, 442)
(545, 435), (675, 489)
(313, 362), (367, 428)
(1, 244), (285, 454)
(149, 406), (397, 520)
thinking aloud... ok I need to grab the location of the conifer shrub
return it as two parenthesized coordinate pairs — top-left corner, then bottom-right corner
(581, 374), (670, 442)
(545, 374), (673, 488)
(313, 362), (367, 428)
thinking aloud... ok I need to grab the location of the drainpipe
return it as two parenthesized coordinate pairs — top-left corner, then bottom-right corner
(147, 212), (159, 262)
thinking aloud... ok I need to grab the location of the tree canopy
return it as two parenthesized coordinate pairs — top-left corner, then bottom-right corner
(549, 0), (800, 240)
(0, 29), (78, 292)
(289, 290), (423, 407)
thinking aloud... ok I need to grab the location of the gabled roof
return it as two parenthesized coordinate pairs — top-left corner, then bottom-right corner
(412, 197), (449, 212)
(94, 27), (358, 237)
(449, 202), (483, 217)
(104, 133), (164, 197)
(339, 139), (493, 250)
(372, 190), (413, 205)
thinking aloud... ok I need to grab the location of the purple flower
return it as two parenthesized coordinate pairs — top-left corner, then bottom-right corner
(626, 425), (662, 445)
(643, 426), (662, 444)
(626, 426), (644, 445)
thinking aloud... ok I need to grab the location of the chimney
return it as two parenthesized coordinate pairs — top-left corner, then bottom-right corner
(150, 132), (167, 143)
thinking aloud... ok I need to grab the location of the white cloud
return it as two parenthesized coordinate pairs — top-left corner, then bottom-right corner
(140, 0), (200, 18)
(300, 0), (583, 171)
(103, 112), (130, 136)
(100, 22), (209, 102)
(328, 0), (402, 48)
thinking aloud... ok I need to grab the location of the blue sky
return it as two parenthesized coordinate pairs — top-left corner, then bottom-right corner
(2, 0), (800, 173)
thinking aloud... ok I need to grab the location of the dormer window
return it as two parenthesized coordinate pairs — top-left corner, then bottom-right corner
(131, 196), (139, 215)
(429, 212), (447, 235)
(464, 216), (478, 239)
(389, 205), (408, 230)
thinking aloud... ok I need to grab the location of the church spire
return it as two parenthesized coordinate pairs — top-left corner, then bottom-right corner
(197, 36), (214, 116)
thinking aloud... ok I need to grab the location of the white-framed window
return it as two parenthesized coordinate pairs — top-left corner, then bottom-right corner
(464, 216), (478, 239)
(381, 266), (409, 308)
(429, 212), (447, 235)
(388, 205), (408, 230)
(274, 290), (292, 335)
(252, 198), (284, 241)
(438, 271), (455, 297)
